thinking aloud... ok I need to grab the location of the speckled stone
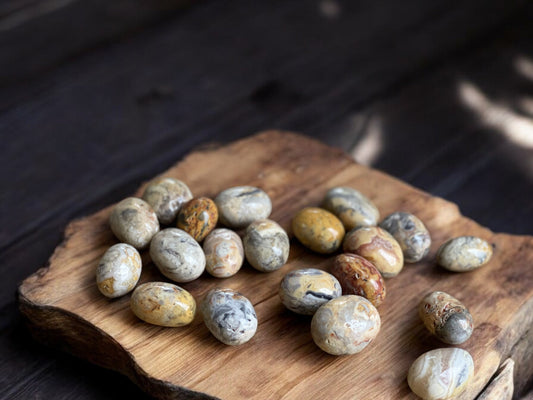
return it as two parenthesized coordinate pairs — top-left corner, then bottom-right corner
(292, 207), (345, 254)
(379, 212), (431, 263)
(343, 226), (404, 278)
(408, 348), (474, 400)
(215, 186), (272, 229)
(322, 187), (380, 231)
(279, 268), (342, 315)
(203, 229), (244, 278)
(177, 197), (218, 242)
(109, 197), (160, 249)
(436, 236), (493, 272)
(201, 288), (257, 345)
(311, 295), (381, 355)
(419, 291), (474, 344)
(243, 219), (290, 272)
(149, 228), (206, 282)
(130, 282), (196, 327)
(141, 177), (193, 225)
(331, 253), (386, 307)
(96, 243), (142, 298)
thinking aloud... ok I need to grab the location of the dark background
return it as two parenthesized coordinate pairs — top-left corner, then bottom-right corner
(2, 0), (533, 398)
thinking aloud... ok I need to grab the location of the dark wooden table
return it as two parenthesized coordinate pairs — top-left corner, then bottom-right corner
(2, 1), (533, 399)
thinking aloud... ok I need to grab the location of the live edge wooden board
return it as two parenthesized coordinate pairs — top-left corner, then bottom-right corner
(19, 132), (533, 400)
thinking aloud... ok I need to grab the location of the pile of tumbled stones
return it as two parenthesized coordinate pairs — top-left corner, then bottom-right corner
(96, 178), (493, 400)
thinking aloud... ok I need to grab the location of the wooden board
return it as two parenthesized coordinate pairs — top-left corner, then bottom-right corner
(18, 131), (533, 399)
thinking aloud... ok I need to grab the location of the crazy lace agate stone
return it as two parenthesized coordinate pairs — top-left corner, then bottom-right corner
(437, 236), (493, 272)
(201, 288), (257, 345)
(177, 197), (218, 242)
(109, 197), (160, 250)
(379, 211), (431, 263)
(419, 291), (473, 344)
(331, 253), (386, 307)
(408, 348), (474, 400)
(343, 226), (404, 278)
(203, 228), (244, 278)
(141, 177), (193, 225)
(322, 187), (380, 231)
(311, 295), (381, 355)
(96, 243), (142, 298)
(149, 228), (206, 282)
(130, 282), (196, 327)
(292, 207), (345, 254)
(215, 186), (272, 229)
(243, 219), (290, 272)
(279, 268), (342, 315)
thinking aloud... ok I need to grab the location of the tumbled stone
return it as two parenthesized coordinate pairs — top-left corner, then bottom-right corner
(408, 348), (474, 400)
(130, 282), (196, 327)
(203, 228), (244, 278)
(243, 219), (290, 272)
(201, 288), (257, 345)
(379, 211), (431, 263)
(331, 253), (386, 307)
(142, 177), (193, 225)
(109, 197), (159, 249)
(322, 187), (380, 231)
(279, 268), (342, 315)
(436, 236), (493, 272)
(96, 243), (142, 298)
(149, 228), (206, 282)
(311, 295), (381, 355)
(419, 291), (474, 344)
(215, 186), (272, 229)
(292, 207), (345, 254)
(177, 197), (218, 242)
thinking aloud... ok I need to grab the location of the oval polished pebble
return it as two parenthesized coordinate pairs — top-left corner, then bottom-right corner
(379, 211), (431, 263)
(331, 253), (386, 307)
(177, 197), (218, 242)
(419, 291), (474, 344)
(322, 187), (380, 231)
(436, 236), (493, 272)
(311, 295), (381, 355)
(343, 226), (404, 278)
(408, 348), (474, 400)
(96, 243), (142, 298)
(215, 186), (272, 229)
(292, 207), (345, 254)
(243, 219), (290, 272)
(131, 282), (196, 327)
(142, 177), (193, 225)
(201, 288), (257, 345)
(149, 228), (206, 282)
(109, 197), (160, 249)
(203, 229), (244, 278)
(279, 268), (342, 315)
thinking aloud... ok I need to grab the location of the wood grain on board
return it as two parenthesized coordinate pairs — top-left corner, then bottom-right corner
(18, 132), (533, 399)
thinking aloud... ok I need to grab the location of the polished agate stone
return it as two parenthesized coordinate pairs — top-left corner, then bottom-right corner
(243, 219), (289, 272)
(177, 197), (218, 242)
(379, 211), (431, 263)
(419, 291), (473, 344)
(322, 187), (380, 231)
(141, 177), (193, 225)
(109, 197), (159, 249)
(131, 282), (196, 327)
(201, 288), (257, 345)
(96, 243), (142, 298)
(150, 228), (206, 282)
(215, 186), (272, 229)
(437, 236), (493, 272)
(408, 348), (474, 400)
(279, 268), (342, 315)
(311, 295), (380, 355)
(203, 228), (244, 278)
(292, 207), (345, 254)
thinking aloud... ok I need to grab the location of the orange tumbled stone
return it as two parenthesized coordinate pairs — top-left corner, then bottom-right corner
(177, 197), (218, 242)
